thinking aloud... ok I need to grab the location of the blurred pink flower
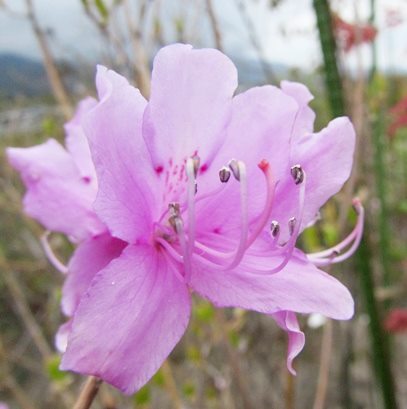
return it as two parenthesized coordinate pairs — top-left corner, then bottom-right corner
(389, 96), (407, 139)
(7, 99), (126, 349)
(385, 308), (407, 333)
(55, 44), (361, 394)
(333, 14), (377, 53)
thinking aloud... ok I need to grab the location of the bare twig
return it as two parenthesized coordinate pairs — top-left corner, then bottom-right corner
(1, 263), (52, 360)
(312, 319), (333, 409)
(234, 0), (276, 83)
(162, 360), (184, 409)
(206, 0), (224, 51)
(24, 0), (73, 120)
(73, 376), (102, 409)
(0, 336), (39, 409)
(215, 310), (254, 409)
(123, 0), (151, 97)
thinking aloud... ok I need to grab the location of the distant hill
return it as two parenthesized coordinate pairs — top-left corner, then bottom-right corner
(0, 53), (50, 97)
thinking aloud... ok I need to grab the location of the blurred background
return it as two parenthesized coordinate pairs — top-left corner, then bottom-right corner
(0, 0), (406, 408)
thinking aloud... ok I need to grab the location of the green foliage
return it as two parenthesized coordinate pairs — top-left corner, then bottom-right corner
(46, 355), (71, 383)
(182, 381), (196, 398)
(133, 385), (151, 405)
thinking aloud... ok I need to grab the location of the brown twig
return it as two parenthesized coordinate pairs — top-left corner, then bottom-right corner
(1, 265), (52, 360)
(161, 360), (184, 409)
(206, 0), (224, 51)
(73, 376), (103, 409)
(0, 336), (39, 409)
(24, 0), (73, 120)
(234, 0), (276, 84)
(312, 319), (333, 409)
(122, 0), (151, 97)
(215, 310), (254, 409)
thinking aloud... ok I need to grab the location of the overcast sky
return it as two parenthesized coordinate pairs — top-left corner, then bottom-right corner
(0, 0), (406, 72)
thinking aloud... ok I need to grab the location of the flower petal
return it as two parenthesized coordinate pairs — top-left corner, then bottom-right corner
(190, 248), (353, 319)
(7, 139), (104, 241)
(84, 66), (160, 243)
(271, 311), (305, 375)
(143, 43), (237, 168)
(64, 97), (98, 182)
(280, 80), (316, 137)
(62, 232), (127, 316)
(55, 320), (72, 353)
(195, 85), (298, 234)
(271, 117), (356, 242)
(61, 245), (191, 395)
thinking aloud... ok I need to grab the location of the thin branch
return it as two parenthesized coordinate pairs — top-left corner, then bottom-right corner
(206, 0), (224, 51)
(215, 310), (254, 409)
(73, 376), (102, 409)
(1, 263), (52, 360)
(234, 0), (276, 84)
(123, 0), (151, 97)
(161, 360), (184, 409)
(24, 0), (73, 120)
(0, 336), (39, 409)
(312, 319), (333, 409)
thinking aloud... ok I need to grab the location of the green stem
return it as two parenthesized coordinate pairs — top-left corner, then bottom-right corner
(313, 1), (398, 407)
(313, 0), (345, 117)
(372, 109), (392, 291)
(369, 0), (377, 80)
(356, 235), (398, 409)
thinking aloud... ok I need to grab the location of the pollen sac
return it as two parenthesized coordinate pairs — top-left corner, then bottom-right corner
(219, 166), (231, 183)
(290, 164), (304, 185)
(191, 154), (200, 177)
(288, 217), (296, 235)
(270, 220), (280, 237)
(228, 159), (240, 181)
(168, 202), (180, 217)
(169, 215), (183, 232)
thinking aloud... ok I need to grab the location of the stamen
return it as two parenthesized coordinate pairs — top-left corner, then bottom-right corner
(219, 166), (231, 183)
(220, 160), (249, 270)
(270, 221), (280, 238)
(244, 159), (276, 249)
(40, 231), (68, 274)
(228, 159), (241, 181)
(184, 157), (198, 282)
(308, 199), (364, 266)
(191, 154), (200, 177)
(251, 169), (307, 275)
(288, 217), (296, 236)
(290, 164), (304, 185)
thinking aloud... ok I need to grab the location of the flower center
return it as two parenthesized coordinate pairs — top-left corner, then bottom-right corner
(153, 155), (364, 283)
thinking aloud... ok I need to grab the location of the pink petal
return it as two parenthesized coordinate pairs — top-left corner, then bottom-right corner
(64, 97), (98, 183)
(143, 43), (237, 171)
(55, 320), (72, 353)
(190, 248), (353, 320)
(271, 117), (356, 242)
(61, 245), (191, 395)
(280, 80), (316, 137)
(195, 85), (298, 233)
(271, 311), (305, 375)
(83, 66), (160, 243)
(7, 139), (104, 241)
(62, 233), (127, 316)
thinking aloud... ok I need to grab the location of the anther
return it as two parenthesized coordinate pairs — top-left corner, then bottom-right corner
(169, 215), (183, 232)
(191, 154), (200, 177)
(290, 164), (304, 185)
(219, 166), (231, 183)
(288, 217), (296, 236)
(168, 202), (180, 217)
(228, 159), (240, 181)
(270, 221), (280, 237)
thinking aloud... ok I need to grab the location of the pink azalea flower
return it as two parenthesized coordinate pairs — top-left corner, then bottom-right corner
(7, 98), (126, 349)
(55, 44), (362, 394)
